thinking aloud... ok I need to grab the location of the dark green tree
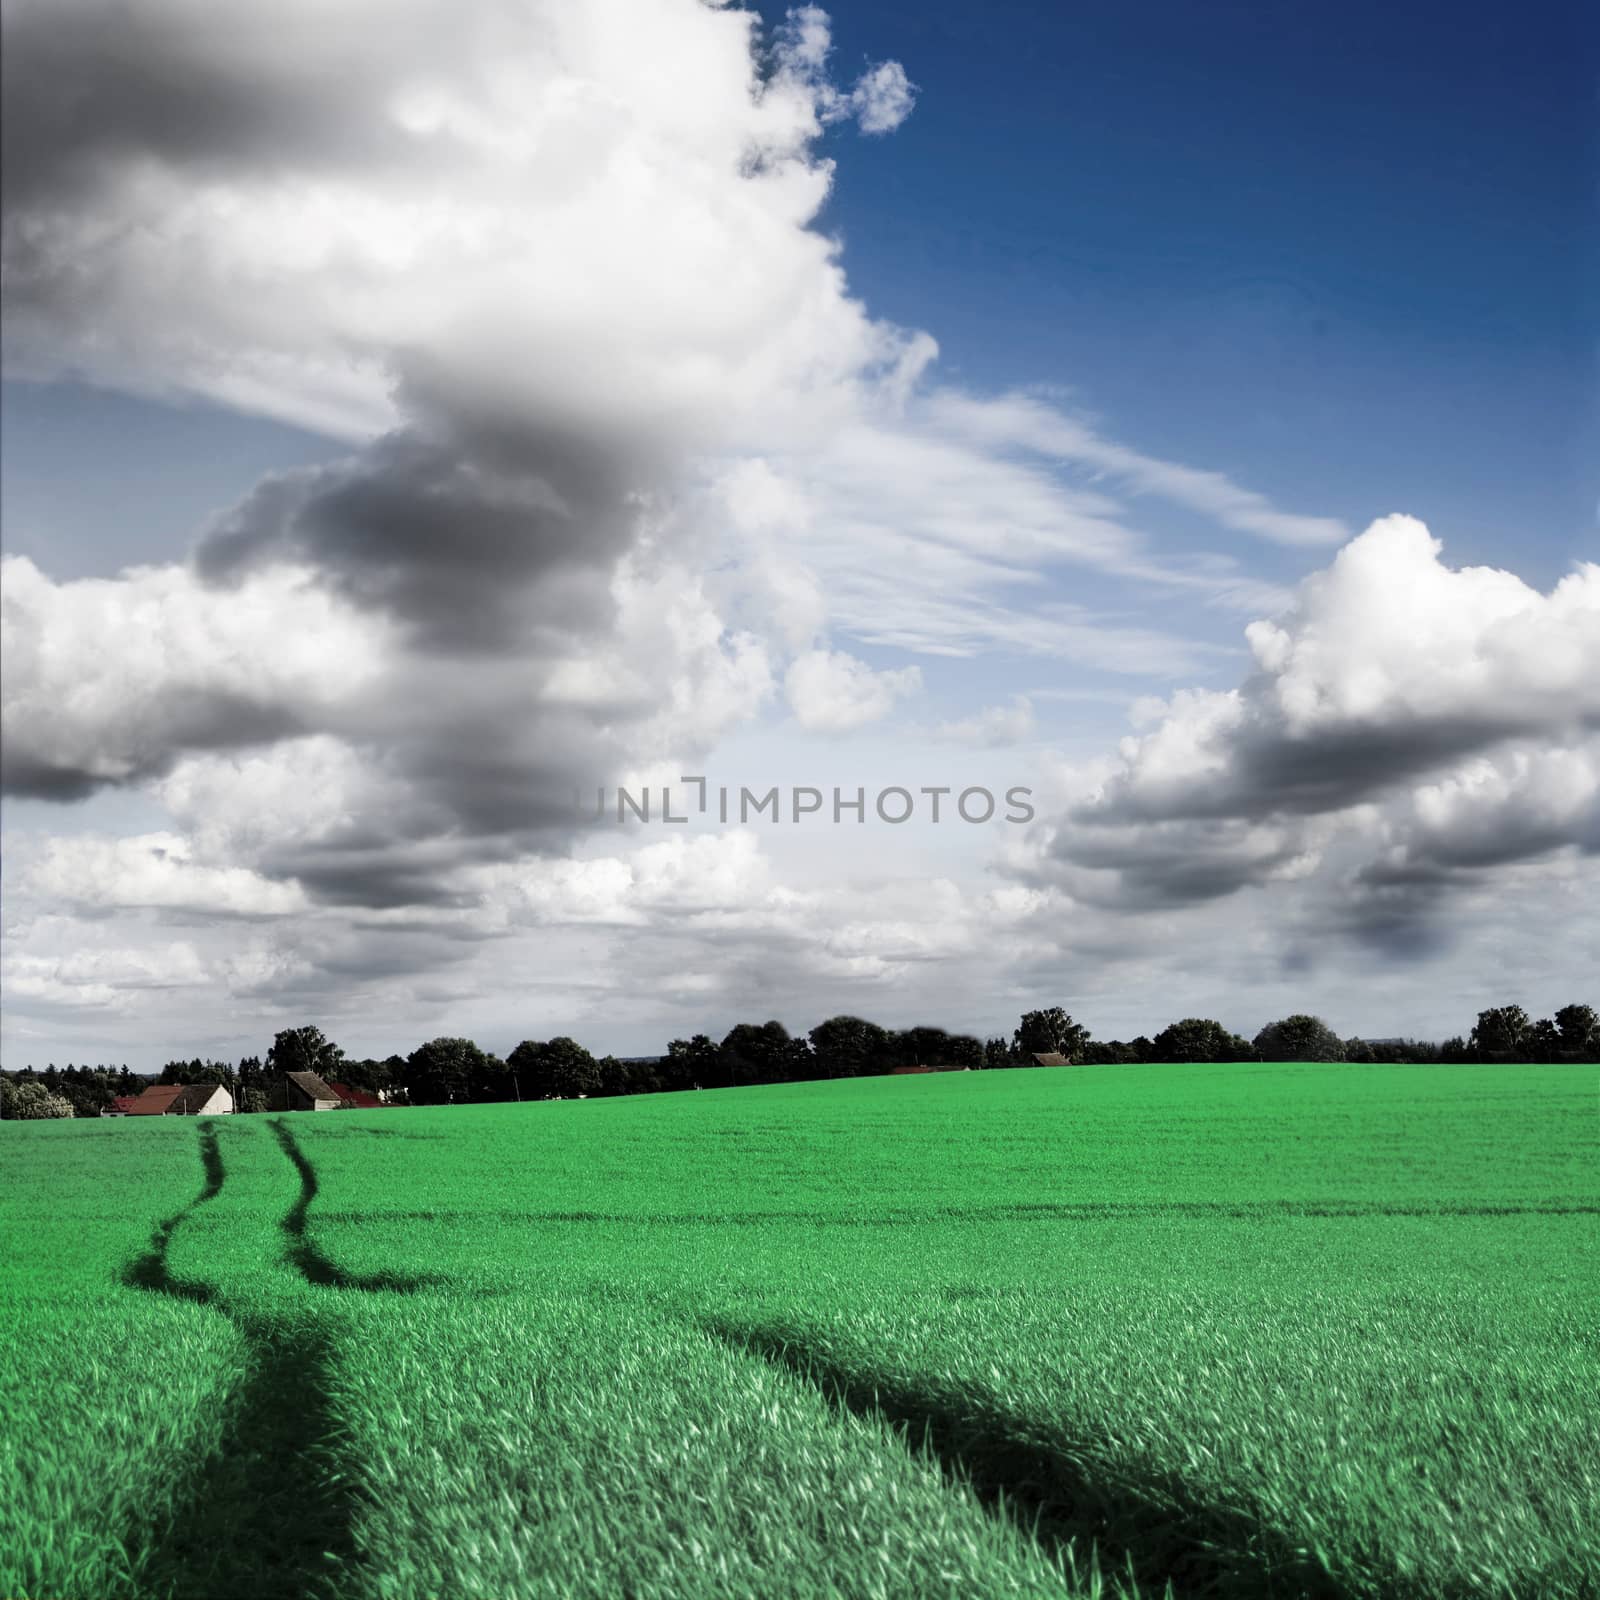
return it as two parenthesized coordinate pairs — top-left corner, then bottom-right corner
(1469, 1005), (1530, 1060)
(1252, 1015), (1346, 1062)
(718, 1021), (808, 1086)
(268, 1025), (346, 1083)
(1555, 1004), (1598, 1059)
(1082, 1039), (1142, 1065)
(1149, 1018), (1254, 1063)
(889, 1025), (956, 1068)
(508, 1037), (602, 1099)
(1012, 1008), (1090, 1062)
(663, 1034), (719, 1091)
(405, 1037), (490, 1105)
(945, 1033), (984, 1070)
(808, 1016), (891, 1078)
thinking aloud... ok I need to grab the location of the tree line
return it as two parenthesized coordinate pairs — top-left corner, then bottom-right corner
(2, 1001), (1594, 1118)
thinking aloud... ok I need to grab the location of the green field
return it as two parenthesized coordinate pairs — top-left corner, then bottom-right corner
(2, 1063), (1596, 1599)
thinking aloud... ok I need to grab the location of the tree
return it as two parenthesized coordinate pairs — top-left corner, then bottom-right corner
(1082, 1039), (1143, 1065)
(404, 1037), (491, 1105)
(5, 1080), (74, 1118)
(718, 1021), (808, 1087)
(663, 1035), (719, 1091)
(1344, 1037), (1377, 1064)
(946, 1034), (984, 1070)
(1252, 1015), (1345, 1063)
(808, 1016), (891, 1079)
(1012, 1008), (1089, 1062)
(268, 1025), (345, 1083)
(1469, 1005), (1530, 1060)
(889, 1025), (955, 1069)
(1555, 1004), (1598, 1059)
(1149, 1018), (1253, 1063)
(508, 1037), (602, 1099)
(56, 1081), (104, 1118)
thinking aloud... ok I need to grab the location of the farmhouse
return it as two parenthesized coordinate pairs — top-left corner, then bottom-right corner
(124, 1083), (234, 1115)
(1030, 1051), (1071, 1067)
(278, 1071), (342, 1111)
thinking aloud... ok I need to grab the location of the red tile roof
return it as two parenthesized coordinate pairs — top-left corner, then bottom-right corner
(110, 1095), (140, 1114)
(127, 1085), (183, 1115)
(328, 1082), (382, 1108)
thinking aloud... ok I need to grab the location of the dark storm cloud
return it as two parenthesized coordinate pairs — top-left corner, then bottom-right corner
(197, 424), (636, 656)
(1043, 815), (1314, 911)
(0, 684), (310, 801)
(1079, 702), (1537, 827)
(0, 3), (452, 211)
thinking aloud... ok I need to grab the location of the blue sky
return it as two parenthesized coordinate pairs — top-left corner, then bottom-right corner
(812, 0), (1595, 577)
(2, 0), (1595, 1067)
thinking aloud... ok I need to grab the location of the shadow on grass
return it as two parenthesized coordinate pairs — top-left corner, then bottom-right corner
(268, 1119), (443, 1292)
(709, 1321), (1368, 1600)
(128, 1316), (360, 1600)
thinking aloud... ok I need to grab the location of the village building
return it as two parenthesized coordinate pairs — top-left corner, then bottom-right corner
(123, 1083), (234, 1115)
(277, 1070), (342, 1111)
(1030, 1051), (1071, 1067)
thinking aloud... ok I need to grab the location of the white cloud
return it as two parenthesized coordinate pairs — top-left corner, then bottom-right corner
(27, 832), (308, 918)
(773, 7), (917, 135)
(1020, 517), (1600, 941)
(929, 389), (1349, 547)
(0, 555), (390, 799)
(785, 648), (922, 732)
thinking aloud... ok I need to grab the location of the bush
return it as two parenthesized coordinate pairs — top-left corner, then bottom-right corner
(4, 1081), (75, 1119)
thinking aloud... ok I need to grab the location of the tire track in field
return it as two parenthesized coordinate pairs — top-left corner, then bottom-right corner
(120, 1119), (438, 1598)
(269, 1119), (441, 1292)
(119, 1120), (360, 1599)
(708, 1321), (1357, 1600)
(120, 1122), (225, 1303)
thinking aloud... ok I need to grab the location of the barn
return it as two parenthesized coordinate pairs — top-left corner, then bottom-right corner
(279, 1071), (341, 1111)
(124, 1083), (234, 1115)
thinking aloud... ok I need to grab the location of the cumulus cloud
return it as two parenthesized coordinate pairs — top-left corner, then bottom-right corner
(785, 648), (922, 732)
(0, 556), (390, 800)
(1023, 517), (1600, 941)
(1, 0), (895, 906)
(27, 833), (309, 918)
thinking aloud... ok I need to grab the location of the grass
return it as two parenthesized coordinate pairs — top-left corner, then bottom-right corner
(1, 1062), (1596, 1598)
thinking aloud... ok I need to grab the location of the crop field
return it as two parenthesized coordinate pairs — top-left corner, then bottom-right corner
(2, 1062), (1597, 1600)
